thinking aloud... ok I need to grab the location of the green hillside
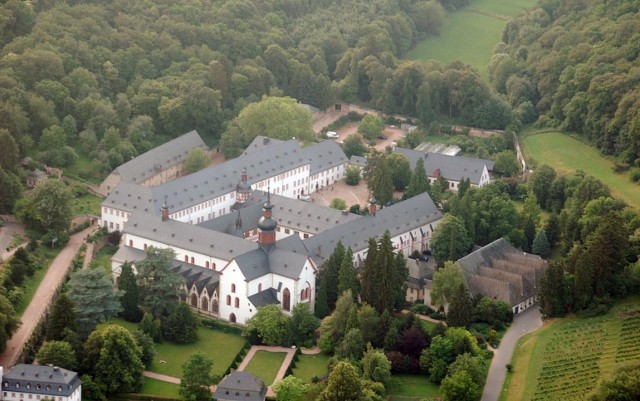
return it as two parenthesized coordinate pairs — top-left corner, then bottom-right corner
(406, 0), (538, 79)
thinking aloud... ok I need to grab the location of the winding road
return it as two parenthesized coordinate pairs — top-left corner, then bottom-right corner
(481, 306), (543, 401)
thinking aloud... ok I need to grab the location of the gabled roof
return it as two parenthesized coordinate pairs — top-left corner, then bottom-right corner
(248, 288), (279, 308)
(214, 371), (267, 401)
(114, 130), (207, 183)
(394, 147), (494, 185)
(242, 136), (284, 155)
(171, 262), (220, 294)
(3, 365), (81, 397)
(103, 181), (154, 214)
(125, 212), (258, 261)
(232, 245), (310, 282)
(299, 139), (348, 175)
(303, 191), (442, 265)
(457, 238), (547, 306)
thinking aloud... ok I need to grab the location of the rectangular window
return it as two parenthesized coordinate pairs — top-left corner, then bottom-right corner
(285, 228), (290, 234)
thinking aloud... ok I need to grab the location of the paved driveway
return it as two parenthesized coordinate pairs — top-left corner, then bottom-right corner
(481, 306), (543, 401)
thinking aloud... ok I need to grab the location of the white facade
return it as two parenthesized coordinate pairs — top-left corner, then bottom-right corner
(1, 366), (82, 401)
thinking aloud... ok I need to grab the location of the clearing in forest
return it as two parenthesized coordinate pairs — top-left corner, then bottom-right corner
(406, 0), (538, 80)
(521, 131), (640, 210)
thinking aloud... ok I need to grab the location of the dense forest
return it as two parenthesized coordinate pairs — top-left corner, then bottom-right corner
(489, 0), (640, 164)
(0, 0), (498, 185)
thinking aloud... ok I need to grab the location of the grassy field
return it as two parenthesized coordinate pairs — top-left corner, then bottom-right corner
(406, 0), (538, 79)
(15, 266), (48, 315)
(72, 193), (104, 216)
(138, 377), (180, 399)
(500, 298), (640, 401)
(293, 353), (330, 383)
(100, 318), (246, 378)
(521, 131), (640, 209)
(386, 374), (440, 401)
(90, 244), (118, 275)
(243, 351), (287, 386)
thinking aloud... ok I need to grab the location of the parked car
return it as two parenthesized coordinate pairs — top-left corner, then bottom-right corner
(326, 131), (339, 138)
(377, 134), (388, 140)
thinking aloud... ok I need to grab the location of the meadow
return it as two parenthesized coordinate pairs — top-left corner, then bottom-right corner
(500, 298), (640, 401)
(521, 131), (640, 209)
(292, 353), (330, 383)
(406, 0), (538, 80)
(385, 374), (441, 401)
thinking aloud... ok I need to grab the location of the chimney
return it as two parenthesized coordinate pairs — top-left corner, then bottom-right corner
(368, 197), (377, 216)
(263, 137), (270, 145)
(241, 167), (247, 183)
(161, 196), (169, 221)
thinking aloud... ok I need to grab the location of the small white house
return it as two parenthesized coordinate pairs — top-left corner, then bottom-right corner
(1, 365), (82, 401)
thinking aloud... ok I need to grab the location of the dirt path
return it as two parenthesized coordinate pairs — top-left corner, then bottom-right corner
(0, 223), (97, 368)
(143, 371), (181, 384)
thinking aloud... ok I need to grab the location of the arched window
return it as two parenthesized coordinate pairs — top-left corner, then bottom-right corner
(129, 239), (133, 247)
(229, 313), (236, 323)
(235, 297), (239, 308)
(213, 263), (216, 270)
(205, 261), (210, 268)
(226, 295), (231, 305)
(231, 284), (236, 293)
(201, 297), (208, 311)
(212, 300), (219, 313)
(184, 255), (188, 262)
(283, 288), (291, 311)
(190, 294), (198, 307)
(190, 256), (195, 264)
(300, 289), (305, 300)
(144, 243), (147, 250)
(258, 283), (262, 292)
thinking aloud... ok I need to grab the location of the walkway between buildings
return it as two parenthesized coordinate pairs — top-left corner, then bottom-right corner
(0, 224), (97, 368)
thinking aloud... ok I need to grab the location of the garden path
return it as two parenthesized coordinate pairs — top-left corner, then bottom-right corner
(143, 371), (180, 384)
(402, 309), (448, 326)
(0, 223), (97, 368)
(237, 345), (297, 398)
(481, 306), (543, 401)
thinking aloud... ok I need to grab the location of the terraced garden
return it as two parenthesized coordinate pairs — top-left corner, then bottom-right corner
(501, 299), (640, 401)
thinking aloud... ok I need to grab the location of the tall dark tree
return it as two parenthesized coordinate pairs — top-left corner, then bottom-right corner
(538, 261), (570, 317)
(338, 248), (359, 302)
(315, 276), (330, 319)
(163, 302), (198, 344)
(118, 263), (142, 322)
(0, 295), (21, 353)
(447, 283), (473, 328)
(531, 230), (551, 257)
(323, 241), (345, 309)
(136, 247), (181, 319)
(528, 164), (556, 210)
(0, 168), (23, 214)
(394, 252), (409, 310)
(367, 156), (394, 206)
(47, 293), (77, 341)
(405, 158), (430, 199)
(431, 214), (473, 263)
(360, 238), (379, 308)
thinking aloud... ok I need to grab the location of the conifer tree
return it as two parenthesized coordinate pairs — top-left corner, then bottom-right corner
(531, 230), (551, 257)
(315, 277), (330, 319)
(360, 238), (379, 307)
(447, 283), (473, 328)
(119, 263), (143, 322)
(374, 230), (399, 314)
(325, 241), (345, 309)
(394, 251), (409, 310)
(405, 158), (430, 199)
(47, 293), (77, 341)
(338, 248), (359, 302)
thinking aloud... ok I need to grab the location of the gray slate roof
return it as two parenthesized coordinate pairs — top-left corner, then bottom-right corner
(303, 191), (442, 265)
(457, 238), (547, 306)
(104, 139), (349, 217)
(114, 130), (207, 183)
(214, 371), (267, 401)
(242, 136), (284, 155)
(125, 212), (258, 261)
(248, 288), (280, 308)
(232, 244), (310, 282)
(349, 155), (368, 168)
(171, 263), (220, 295)
(394, 147), (494, 185)
(3, 365), (81, 397)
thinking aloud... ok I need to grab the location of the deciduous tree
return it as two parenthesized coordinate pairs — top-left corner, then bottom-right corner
(180, 352), (216, 401)
(36, 341), (77, 370)
(163, 302), (198, 344)
(319, 361), (363, 401)
(431, 262), (464, 309)
(16, 179), (73, 232)
(246, 304), (290, 346)
(431, 214), (473, 263)
(185, 147), (210, 173)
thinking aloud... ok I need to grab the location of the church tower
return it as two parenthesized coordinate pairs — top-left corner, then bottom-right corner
(236, 168), (252, 204)
(257, 191), (277, 249)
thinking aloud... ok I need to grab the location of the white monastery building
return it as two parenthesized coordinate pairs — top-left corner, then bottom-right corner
(1, 365), (81, 401)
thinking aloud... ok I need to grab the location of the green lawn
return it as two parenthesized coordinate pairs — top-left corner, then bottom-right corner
(137, 377), (180, 399)
(292, 353), (330, 383)
(500, 297), (640, 401)
(406, 0), (538, 80)
(15, 266), (48, 315)
(386, 374), (440, 400)
(243, 351), (287, 386)
(90, 245), (119, 276)
(521, 131), (640, 209)
(72, 193), (104, 216)
(100, 318), (246, 379)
